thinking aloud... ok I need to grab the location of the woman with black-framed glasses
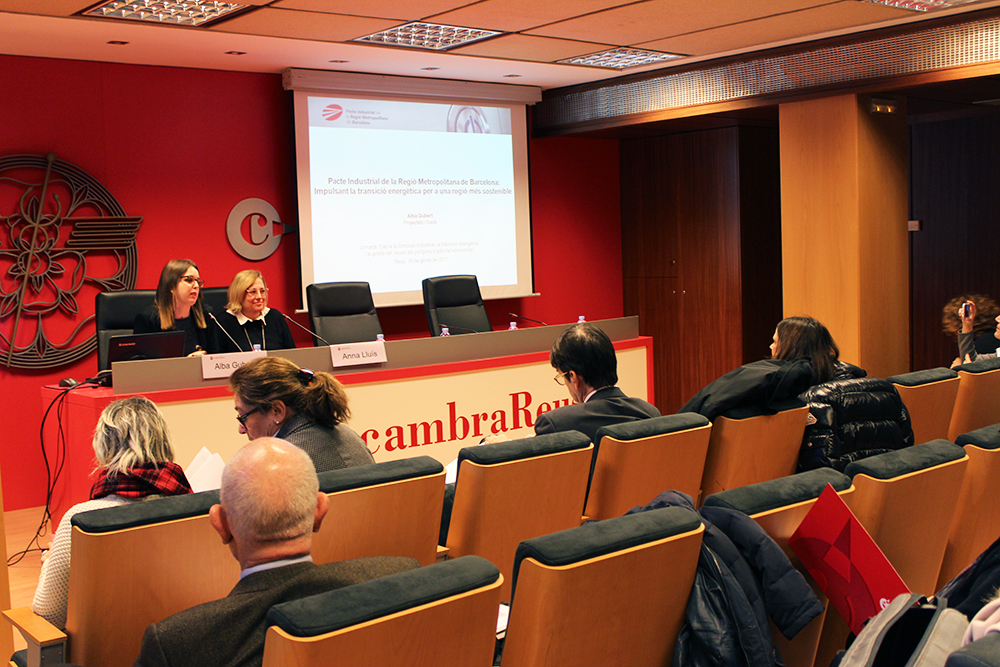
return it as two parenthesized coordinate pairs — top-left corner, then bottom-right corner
(228, 356), (374, 472)
(133, 259), (220, 356)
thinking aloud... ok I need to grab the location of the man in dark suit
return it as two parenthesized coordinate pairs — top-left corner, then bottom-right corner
(134, 437), (417, 667)
(534, 322), (661, 443)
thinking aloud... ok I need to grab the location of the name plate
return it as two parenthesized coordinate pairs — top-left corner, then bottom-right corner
(330, 341), (387, 367)
(201, 350), (266, 379)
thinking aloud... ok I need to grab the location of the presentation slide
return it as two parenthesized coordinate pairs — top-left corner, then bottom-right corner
(295, 93), (533, 308)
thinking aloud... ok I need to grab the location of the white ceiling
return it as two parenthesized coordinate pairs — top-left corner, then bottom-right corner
(2, 0), (1000, 90)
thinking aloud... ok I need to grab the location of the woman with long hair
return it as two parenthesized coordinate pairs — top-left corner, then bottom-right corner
(133, 259), (219, 355)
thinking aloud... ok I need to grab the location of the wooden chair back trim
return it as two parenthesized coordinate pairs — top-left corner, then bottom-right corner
(67, 514), (239, 667)
(447, 446), (592, 601)
(701, 406), (809, 500)
(850, 455), (969, 595)
(893, 377), (960, 445)
(938, 444), (1000, 587)
(948, 368), (1000, 441)
(314, 471), (445, 567)
(502, 525), (703, 667)
(262, 573), (502, 667)
(585, 424), (711, 520)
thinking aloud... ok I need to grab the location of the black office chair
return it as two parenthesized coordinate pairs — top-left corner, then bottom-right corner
(95, 290), (156, 371)
(200, 286), (229, 317)
(306, 282), (383, 345)
(422, 275), (491, 336)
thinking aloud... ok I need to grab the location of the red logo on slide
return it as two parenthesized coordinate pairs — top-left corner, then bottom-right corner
(323, 104), (343, 121)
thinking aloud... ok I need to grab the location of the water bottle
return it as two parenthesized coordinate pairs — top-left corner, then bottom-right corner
(577, 315), (586, 323)
(376, 334), (384, 342)
(252, 344), (262, 352)
(508, 321), (517, 331)
(440, 327), (451, 337)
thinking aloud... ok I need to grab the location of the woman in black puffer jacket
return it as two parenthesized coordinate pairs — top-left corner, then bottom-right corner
(772, 317), (914, 471)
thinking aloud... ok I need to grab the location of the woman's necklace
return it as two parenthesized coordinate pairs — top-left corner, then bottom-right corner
(244, 319), (265, 351)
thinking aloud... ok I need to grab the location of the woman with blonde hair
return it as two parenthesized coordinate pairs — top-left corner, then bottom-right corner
(133, 259), (219, 355)
(32, 397), (192, 629)
(215, 270), (295, 353)
(229, 356), (373, 472)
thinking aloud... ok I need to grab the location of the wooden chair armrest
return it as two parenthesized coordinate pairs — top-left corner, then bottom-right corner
(1, 608), (67, 667)
(436, 545), (450, 562)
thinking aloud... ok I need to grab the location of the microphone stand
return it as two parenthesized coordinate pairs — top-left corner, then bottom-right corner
(284, 313), (332, 347)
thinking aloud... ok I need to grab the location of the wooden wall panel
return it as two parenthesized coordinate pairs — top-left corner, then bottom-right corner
(622, 126), (781, 413)
(738, 127), (783, 362)
(910, 114), (1000, 371)
(780, 94), (910, 379)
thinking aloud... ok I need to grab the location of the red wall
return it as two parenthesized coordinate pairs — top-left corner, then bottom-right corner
(0, 54), (622, 510)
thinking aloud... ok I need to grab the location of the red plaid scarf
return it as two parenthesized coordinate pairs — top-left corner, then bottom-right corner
(90, 461), (192, 500)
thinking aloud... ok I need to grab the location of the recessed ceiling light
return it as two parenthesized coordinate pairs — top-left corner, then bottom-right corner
(559, 47), (682, 69)
(225, 51), (246, 56)
(107, 40), (129, 45)
(862, 0), (991, 9)
(83, 1), (248, 27)
(328, 60), (349, 64)
(421, 67), (440, 70)
(503, 74), (522, 78)
(355, 22), (501, 51)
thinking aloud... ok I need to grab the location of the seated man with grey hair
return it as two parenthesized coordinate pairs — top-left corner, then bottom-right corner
(135, 437), (417, 667)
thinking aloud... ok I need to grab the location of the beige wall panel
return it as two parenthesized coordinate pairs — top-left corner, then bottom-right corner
(158, 345), (650, 470)
(856, 95), (910, 377)
(780, 95), (863, 363)
(779, 93), (910, 376)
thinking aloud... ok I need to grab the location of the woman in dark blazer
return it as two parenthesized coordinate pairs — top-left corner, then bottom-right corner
(214, 270), (295, 353)
(133, 259), (219, 356)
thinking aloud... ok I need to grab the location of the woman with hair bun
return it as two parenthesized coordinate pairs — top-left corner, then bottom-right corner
(228, 356), (374, 472)
(32, 396), (192, 629)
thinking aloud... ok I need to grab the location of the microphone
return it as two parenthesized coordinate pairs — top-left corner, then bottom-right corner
(210, 313), (244, 352)
(509, 312), (548, 327)
(440, 323), (479, 334)
(283, 313), (332, 347)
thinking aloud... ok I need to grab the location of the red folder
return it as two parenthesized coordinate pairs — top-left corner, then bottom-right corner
(788, 484), (909, 635)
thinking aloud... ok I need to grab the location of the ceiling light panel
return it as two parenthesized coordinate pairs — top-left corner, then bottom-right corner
(862, 0), (991, 11)
(83, 1), (248, 26)
(559, 47), (681, 69)
(355, 22), (501, 50)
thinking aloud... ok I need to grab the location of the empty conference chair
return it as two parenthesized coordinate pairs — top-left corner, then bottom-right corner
(4, 492), (238, 667)
(306, 281), (383, 345)
(314, 457), (445, 567)
(937, 424), (1000, 587)
(500, 506), (703, 667)
(94, 289), (155, 371)
(199, 286), (229, 317)
(422, 275), (492, 336)
(262, 556), (502, 667)
(889, 367), (960, 445)
(444, 432), (593, 601)
(815, 440), (969, 667)
(948, 357), (1000, 440)
(585, 413), (711, 520)
(700, 401), (809, 500)
(703, 468), (855, 667)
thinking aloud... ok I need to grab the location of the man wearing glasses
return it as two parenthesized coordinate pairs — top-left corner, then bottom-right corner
(535, 322), (660, 444)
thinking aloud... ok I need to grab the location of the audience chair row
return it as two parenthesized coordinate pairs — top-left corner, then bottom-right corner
(4, 457), (446, 667)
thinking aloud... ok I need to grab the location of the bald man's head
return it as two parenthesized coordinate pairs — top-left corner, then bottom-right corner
(219, 437), (319, 545)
